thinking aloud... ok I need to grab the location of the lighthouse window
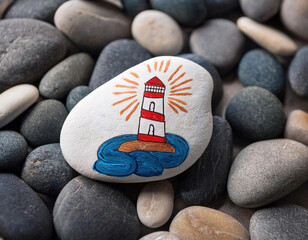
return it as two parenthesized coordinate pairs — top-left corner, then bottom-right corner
(148, 124), (155, 135)
(149, 102), (155, 112)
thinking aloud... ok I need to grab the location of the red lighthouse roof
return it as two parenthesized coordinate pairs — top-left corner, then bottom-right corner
(145, 77), (165, 88)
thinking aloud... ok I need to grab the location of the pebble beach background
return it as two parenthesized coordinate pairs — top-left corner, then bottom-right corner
(0, 0), (308, 239)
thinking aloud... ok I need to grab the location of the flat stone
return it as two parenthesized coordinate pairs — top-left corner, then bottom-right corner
(4, 0), (68, 23)
(0, 84), (39, 128)
(0, 174), (53, 240)
(140, 231), (180, 240)
(239, 0), (281, 22)
(20, 99), (68, 147)
(285, 110), (308, 146)
(54, 0), (131, 54)
(288, 46), (308, 97)
(238, 49), (285, 98)
(0, 130), (28, 171)
(132, 10), (184, 56)
(66, 85), (91, 112)
(39, 53), (94, 100)
(203, 0), (238, 18)
(250, 204), (308, 240)
(137, 180), (174, 228)
(179, 116), (233, 205)
(0, 19), (67, 86)
(190, 19), (245, 74)
(60, 56), (213, 183)
(122, 0), (150, 17)
(237, 17), (297, 57)
(225, 86), (285, 141)
(228, 139), (308, 208)
(53, 176), (140, 240)
(169, 206), (249, 240)
(21, 143), (76, 195)
(150, 0), (207, 27)
(281, 0), (308, 42)
(89, 39), (151, 90)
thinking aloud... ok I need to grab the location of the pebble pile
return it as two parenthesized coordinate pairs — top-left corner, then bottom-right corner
(0, 0), (307, 240)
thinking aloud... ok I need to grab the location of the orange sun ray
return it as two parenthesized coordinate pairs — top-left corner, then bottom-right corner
(120, 99), (138, 115)
(170, 72), (186, 85)
(168, 65), (183, 81)
(154, 61), (157, 71)
(115, 84), (137, 89)
(170, 87), (191, 93)
(169, 100), (188, 113)
(125, 102), (140, 121)
(130, 72), (139, 78)
(168, 103), (178, 114)
(164, 60), (171, 73)
(113, 91), (137, 95)
(168, 97), (188, 105)
(171, 79), (193, 90)
(170, 93), (192, 96)
(123, 78), (139, 86)
(112, 95), (137, 106)
(147, 64), (151, 73)
(159, 60), (164, 72)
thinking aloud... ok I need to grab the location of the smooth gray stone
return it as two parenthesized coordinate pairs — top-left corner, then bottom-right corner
(39, 53), (94, 100)
(250, 204), (308, 240)
(21, 143), (76, 195)
(66, 85), (91, 112)
(121, 0), (150, 17)
(204, 0), (239, 17)
(0, 19), (67, 86)
(0, 174), (53, 240)
(53, 176), (140, 240)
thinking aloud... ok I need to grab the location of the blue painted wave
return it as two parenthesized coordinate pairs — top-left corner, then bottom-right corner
(93, 133), (189, 177)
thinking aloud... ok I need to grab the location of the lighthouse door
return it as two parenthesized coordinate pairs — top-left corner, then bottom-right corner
(148, 124), (155, 135)
(149, 102), (155, 112)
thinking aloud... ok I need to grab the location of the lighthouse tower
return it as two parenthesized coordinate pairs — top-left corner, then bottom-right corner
(138, 77), (166, 143)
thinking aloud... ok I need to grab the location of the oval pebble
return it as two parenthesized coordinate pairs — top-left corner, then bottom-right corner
(179, 116), (232, 205)
(0, 131), (28, 171)
(285, 110), (308, 146)
(0, 84), (39, 128)
(228, 139), (308, 208)
(0, 174), (53, 240)
(225, 87), (285, 141)
(132, 10), (184, 56)
(66, 85), (91, 112)
(54, 1), (131, 54)
(204, 0), (239, 18)
(20, 99), (68, 147)
(281, 0), (308, 42)
(238, 49), (285, 98)
(0, 19), (67, 86)
(250, 204), (308, 240)
(150, 0), (207, 27)
(170, 206), (249, 240)
(39, 53), (94, 100)
(190, 19), (245, 74)
(140, 231), (180, 240)
(288, 46), (308, 98)
(137, 180), (174, 228)
(21, 143), (76, 195)
(122, 0), (150, 17)
(237, 17), (297, 57)
(239, 0), (281, 22)
(54, 176), (140, 240)
(89, 39), (151, 90)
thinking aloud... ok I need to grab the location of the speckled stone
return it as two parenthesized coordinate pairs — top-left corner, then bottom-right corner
(285, 110), (308, 146)
(204, 0), (239, 18)
(238, 49), (285, 98)
(150, 0), (207, 27)
(121, 0), (150, 17)
(250, 204), (308, 240)
(39, 53), (94, 100)
(66, 85), (91, 112)
(170, 206), (249, 240)
(239, 0), (281, 22)
(288, 46), (308, 97)
(140, 231), (180, 240)
(0, 131), (28, 171)
(190, 19), (245, 74)
(54, 176), (140, 240)
(225, 87), (285, 141)
(228, 139), (308, 208)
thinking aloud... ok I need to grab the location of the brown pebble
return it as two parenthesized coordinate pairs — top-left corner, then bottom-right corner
(285, 110), (308, 146)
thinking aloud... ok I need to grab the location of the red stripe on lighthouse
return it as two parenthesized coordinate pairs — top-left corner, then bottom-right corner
(138, 134), (166, 143)
(144, 92), (164, 98)
(141, 110), (164, 121)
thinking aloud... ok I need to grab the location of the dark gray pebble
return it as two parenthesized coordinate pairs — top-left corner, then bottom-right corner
(179, 116), (233, 205)
(226, 86), (285, 141)
(53, 176), (140, 240)
(39, 53), (94, 100)
(204, 0), (239, 18)
(0, 130), (28, 171)
(238, 49), (285, 98)
(289, 46), (308, 98)
(121, 0), (150, 17)
(20, 99), (68, 147)
(89, 39), (151, 90)
(21, 143), (76, 195)
(66, 85), (91, 112)
(0, 19), (67, 86)
(0, 174), (53, 240)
